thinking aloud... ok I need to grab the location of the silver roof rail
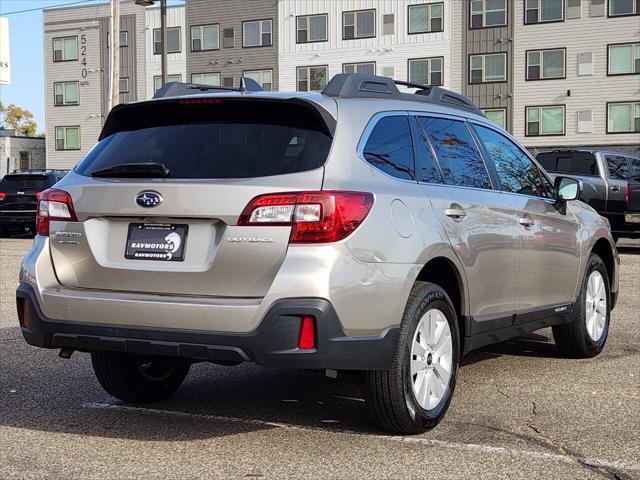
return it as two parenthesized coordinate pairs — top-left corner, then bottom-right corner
(153, 77), (264, 99)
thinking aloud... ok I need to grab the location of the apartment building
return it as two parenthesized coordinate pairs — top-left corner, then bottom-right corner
(43, 1), (186, 170)
(185, 0), (278, 90)
(277, 0), (455, 92)
(512, 0), (639, 155)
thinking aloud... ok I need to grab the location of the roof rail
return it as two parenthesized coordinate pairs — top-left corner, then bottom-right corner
(321, 73), (484, 116)
(153, 77), (264, 99)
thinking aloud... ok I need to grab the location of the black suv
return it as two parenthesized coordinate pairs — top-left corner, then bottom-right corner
(0, 170), (67, 234)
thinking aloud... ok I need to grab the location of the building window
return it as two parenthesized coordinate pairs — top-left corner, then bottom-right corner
(482, 108), (507, 129)
(607, 102), (640, 133)
(297, 65), (328, 91)
(343, 9), (375, 39)
(154, 27), (181, 54)
(609, 0), (639, 15)
(55, 126), (80, 150)
(191, 25), (219, 51)
(154, 74), (182, 93)
(383, 14), (395, 34)
(120, 31), (128, 47)
(343, 62), (376, 75)
(525, 0), (565, 23)
(53, 81), (79, 106)
(243, 19), (272, 47)
(223, 28), (235, 48)
(408, 57), (443, 85)
(52, 36), (78, 62)
(608, 43), (640, 75)
(119, 78), (129, 93)
(297, 14), (328, 43)
(191, 73), (220, 86)
(526, 49), (566, 80)
(243, 70), (273, 91)
(470, 0), (507, 27)
(526, 106), (565, 136)
(408, 3), (444, 33)
(470, 53), (506, 83)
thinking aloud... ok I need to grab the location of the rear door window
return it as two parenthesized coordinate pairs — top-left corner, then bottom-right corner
(363, 115), (415, 181)
(606, 155), (629, 180)
(474, 125), (550, 198)
(536, 152), (599, 176)
(76, 100), (333, 179)
(416, 117), (492, 189)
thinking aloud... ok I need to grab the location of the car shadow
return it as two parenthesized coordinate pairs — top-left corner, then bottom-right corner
(462, 332), (562, 366)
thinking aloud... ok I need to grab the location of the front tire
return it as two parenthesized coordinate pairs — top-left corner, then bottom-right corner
(553, 253), (610, 358)
(364, 282), (460, 434)
(91, 352), (190, 403)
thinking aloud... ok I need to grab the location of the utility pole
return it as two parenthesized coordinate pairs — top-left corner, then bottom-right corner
(160, 0), (167, 84)
(109, 0), (120, 110)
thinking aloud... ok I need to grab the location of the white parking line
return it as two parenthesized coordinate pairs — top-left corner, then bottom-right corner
(82, 402), (640, 473)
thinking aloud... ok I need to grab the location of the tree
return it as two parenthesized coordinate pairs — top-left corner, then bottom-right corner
(0, 102), (38, 137)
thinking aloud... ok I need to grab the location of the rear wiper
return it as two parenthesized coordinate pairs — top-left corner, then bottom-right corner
(91, 162), (170, 178)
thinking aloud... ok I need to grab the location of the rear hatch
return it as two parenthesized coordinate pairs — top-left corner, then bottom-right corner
(50, 97), (335, 297)
(0, 174), (50, 215)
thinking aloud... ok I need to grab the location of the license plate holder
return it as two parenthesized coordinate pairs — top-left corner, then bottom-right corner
(125, 223), (188, 261)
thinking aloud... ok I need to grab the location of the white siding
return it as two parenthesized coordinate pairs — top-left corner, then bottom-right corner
(512, 1), (640, 149)
(277, 0), (454, 91)
(144, 5), (186, 98)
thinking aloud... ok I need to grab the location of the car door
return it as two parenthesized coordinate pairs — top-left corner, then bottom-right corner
(472, 123), (581, 317)
(604, 154), (631, 229)
(414, 115), (521, 333)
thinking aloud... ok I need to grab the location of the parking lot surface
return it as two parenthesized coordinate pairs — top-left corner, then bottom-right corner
(1, 237), (638, 479)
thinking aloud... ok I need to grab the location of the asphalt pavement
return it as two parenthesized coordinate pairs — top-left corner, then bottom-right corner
(1, 237), (638, 479)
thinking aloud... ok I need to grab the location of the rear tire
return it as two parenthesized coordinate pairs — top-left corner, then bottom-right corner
(553, 254), (610, 358)
(364, 282), (460, 434)
(91, 352), (190, 403)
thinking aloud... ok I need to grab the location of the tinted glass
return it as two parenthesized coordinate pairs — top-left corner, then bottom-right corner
(536, 152), (599, 176)
(76, 101), (332, 179)
(475, 125), (549, 198)
(410, 116), (443, 184)
(363, 116), (415, 180)
(606, 155), (629, 180)
(417, 117), (491, 189)
(0, 175), (50, 190)
(629, 158), (640, 178)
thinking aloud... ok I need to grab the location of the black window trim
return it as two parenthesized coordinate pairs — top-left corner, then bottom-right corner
(54, 125), (81, 151)
(469, 0), (508, 29)
(52, 35), (78, 63)
(468, 52), (508, 85)
(241, 18), (273, 48)
(342, 61), (377, 74)
(525, 47), (567, 81)
(606, 42), (640, 77)
(524, 0), (566, 24)
(296, 64), (329, 92)
(153, 26), (182, 54)
(53, 80), (80, 107)
(607, 0), (640, 17)
(190, 23), (220, 52)
(190, 72), (221, 85)
(295, 13), (329, 44)
(407, 2), (445, 35)
(342, 8), (377, 40)
(525, 104), (567, 137)
(407, 56), (445, 86)
(481, 107), (508, 129)
(606, 100), (640, 134)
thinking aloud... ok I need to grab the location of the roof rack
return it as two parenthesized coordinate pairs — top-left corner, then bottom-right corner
(9, 169), (67, 174)
(321, 74), (484, 116)
(153, 77), (264, 99)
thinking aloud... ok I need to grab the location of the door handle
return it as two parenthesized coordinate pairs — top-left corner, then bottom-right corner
(445, 207), (467, 219)
(611, 186), (620, 192)
(518, 215), (534, 228)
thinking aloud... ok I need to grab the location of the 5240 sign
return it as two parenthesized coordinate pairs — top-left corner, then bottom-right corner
(80, 34), (87, 78)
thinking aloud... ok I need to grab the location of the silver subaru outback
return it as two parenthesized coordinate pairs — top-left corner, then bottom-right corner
(16, 74), (619, 434)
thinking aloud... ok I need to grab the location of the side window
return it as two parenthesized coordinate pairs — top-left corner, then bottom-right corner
(474, 125), (549, 198)
(410, 116), (443, 184)
(629, 158), (640, 178)
(363, 116), (415, 180)
(416, 117), (492, 189)
(606, 155), (629, 180)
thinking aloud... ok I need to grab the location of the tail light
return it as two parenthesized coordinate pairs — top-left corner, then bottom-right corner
(36, 188), (78, 236)
(626, 184), (631, 208)
(238, 191), (374, 243)
(36, 191), (42, 200)
(0, 192), (6, 200)
(298, 316), (316, 350)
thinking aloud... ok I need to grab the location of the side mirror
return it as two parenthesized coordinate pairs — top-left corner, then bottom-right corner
(554, 176), (581, 202)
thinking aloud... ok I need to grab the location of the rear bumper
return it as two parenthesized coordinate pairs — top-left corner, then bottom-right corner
(16, 283), (399, 371)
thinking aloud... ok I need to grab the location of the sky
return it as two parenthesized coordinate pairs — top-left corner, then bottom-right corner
(0, 0), (181, 135)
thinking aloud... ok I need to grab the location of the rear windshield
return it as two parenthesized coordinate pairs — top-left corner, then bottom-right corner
(536, 152), (599, 176)
(75, 100), (333, 179)
(0, 174), (50, 190)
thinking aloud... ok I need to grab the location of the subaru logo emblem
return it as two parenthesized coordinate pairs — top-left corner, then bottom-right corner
(136, 191), (162, 208)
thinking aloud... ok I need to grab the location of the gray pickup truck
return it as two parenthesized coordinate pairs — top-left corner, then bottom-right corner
(537, 150), (640, 241)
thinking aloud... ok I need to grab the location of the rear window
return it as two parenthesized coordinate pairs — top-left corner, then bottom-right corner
(0, 174), (50, 190)
(536, 152), (599, 176)
(76, 99), (333, 179)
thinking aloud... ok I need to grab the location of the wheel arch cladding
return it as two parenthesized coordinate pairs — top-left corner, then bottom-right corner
(590, 238), (614, 289)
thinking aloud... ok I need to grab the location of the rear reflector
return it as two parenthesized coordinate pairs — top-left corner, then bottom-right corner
(0, 192), (6, 200)
(298, 316), (316, 350)
(36, 188), (78, 236)
(626, 184), (631, 207)
(238, 191), (374, 243)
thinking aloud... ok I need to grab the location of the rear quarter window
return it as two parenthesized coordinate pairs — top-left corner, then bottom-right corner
(536, 152), (599, 176)
(362, 116), (415, 181)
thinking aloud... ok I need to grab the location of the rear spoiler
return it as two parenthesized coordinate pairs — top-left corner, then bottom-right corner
(100, 97), (337, 140)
